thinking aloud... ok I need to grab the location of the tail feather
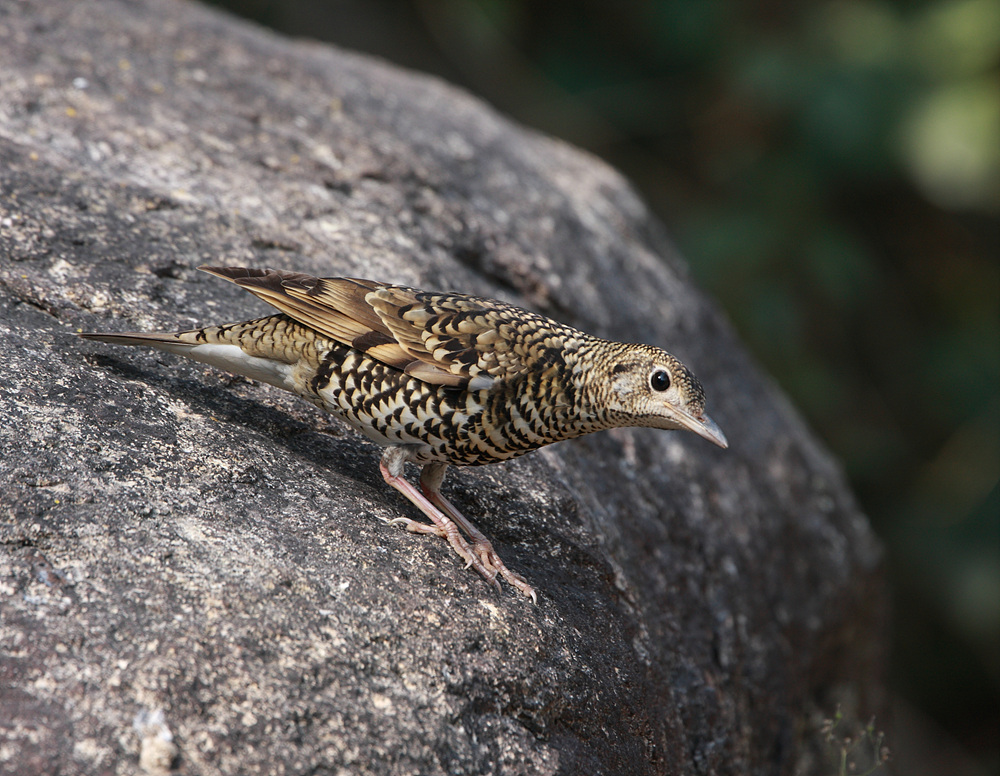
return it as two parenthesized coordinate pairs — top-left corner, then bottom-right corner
(79, 330), (200, 355)
(78, 328), (296, 391)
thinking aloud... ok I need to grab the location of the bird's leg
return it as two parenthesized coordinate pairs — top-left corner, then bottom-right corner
(379, 448), (500, 592)
(419, 463), (537, 603)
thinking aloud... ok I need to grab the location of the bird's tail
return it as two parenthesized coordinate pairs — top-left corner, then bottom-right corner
(79, 330), (204, 356)
(78, 323), (297, 391)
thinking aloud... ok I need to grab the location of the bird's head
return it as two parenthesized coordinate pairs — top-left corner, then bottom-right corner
(594, 344), (728, 448)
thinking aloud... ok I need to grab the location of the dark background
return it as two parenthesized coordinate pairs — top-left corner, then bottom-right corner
(207, 1), (998, 773)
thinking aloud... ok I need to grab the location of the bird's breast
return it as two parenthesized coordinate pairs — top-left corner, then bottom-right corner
(303, 343), (600, 467)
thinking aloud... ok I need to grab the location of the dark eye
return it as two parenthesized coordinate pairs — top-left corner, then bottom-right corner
(649, 369), (671, 392)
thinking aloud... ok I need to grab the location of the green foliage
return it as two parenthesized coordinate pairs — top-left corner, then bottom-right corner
(821, 707), (891, 775)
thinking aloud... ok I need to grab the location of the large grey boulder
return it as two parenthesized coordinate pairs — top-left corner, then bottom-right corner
(0, 0), (885, 773)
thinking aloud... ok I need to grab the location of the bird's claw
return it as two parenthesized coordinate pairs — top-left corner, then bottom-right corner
(387, 516), (447, 538)
(471, 540), (535, 603)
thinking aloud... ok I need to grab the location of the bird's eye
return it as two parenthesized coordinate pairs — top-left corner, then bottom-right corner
(649, 369), (671, 392)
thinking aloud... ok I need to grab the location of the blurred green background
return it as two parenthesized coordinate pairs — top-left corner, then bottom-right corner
(210, 0), (999, 772)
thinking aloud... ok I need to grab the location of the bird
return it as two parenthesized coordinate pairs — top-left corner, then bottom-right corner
(80, 266), (728, 602)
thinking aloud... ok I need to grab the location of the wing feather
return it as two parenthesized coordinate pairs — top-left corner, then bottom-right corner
(199, 266), (582, 388)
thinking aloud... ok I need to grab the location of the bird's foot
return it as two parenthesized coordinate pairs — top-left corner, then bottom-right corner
(386, 515), (500, 589)
(470, 538), (536, 604)
(386, 516), (447, 538)
(380, 451), (534, 601)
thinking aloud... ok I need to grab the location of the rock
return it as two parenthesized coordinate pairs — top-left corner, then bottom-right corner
(0, 0), (886, 773)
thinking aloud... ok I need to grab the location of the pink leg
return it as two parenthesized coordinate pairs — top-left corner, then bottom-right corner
(379, 449), (500, 592)
(420, 463), (537, 604)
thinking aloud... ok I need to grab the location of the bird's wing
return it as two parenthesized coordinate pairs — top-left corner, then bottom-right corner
(366, 285), (581, 388)
(200, 266), (580, 389)
(199, 265), (420, 375)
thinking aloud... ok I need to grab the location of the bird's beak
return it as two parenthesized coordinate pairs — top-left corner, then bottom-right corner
(675, 409), (729, 449)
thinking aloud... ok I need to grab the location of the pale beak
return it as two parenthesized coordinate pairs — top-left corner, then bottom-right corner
(675, 409), (729, 449)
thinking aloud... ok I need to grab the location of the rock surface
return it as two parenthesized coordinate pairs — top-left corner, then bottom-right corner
(0, 1), (885, 774)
